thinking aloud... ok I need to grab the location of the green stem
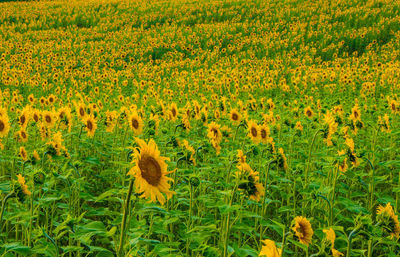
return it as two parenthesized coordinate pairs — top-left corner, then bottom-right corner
(0, 192), (15, 234)
(118, 178), (135, 257)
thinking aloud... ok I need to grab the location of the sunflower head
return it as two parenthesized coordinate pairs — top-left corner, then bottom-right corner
(85, 115), (97, 137)
(0, 114), (10, 138)
(127, 138), (175, 205)
(259, 239), (281, 257)
(376, 203), (400, 238)
(128, 111), (143, 135)
(292, 216), (313, 246)
(247, 120), (259, 143)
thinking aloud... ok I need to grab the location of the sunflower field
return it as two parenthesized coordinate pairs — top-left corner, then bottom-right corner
(1, 0), (400, 256)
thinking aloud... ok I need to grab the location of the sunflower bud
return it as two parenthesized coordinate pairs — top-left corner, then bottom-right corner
(189, 176), (200, 187)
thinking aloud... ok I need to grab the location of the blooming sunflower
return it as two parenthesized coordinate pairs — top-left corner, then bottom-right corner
(0, 114), (10, 138)
(18, 106), (31, 128)
(304, 106), (314, 118)
(76, 102), (86, 120)
(16, 128), (28, 143)
(128, 111), (143, 135)
(292, 216), (313, 246)
(259, 239), (281, 257)
(247, 120), (260, 143)
(259, 124), (271, 144)
(349, 104), (361, 122)
(376, 202), (400, 238)
(19, 146), (28, 161)
(169, 102), (179, 121)
(85, 115), (97, 137)
(207, 122), (222, 144)
(42, 110), (57, 128)
(229, 108), (241, 124)
(127, 138), (175, 205)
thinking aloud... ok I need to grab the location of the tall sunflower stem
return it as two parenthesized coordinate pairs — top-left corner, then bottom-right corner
(118, 178), (134, 257)
(0, 192), (15, 235)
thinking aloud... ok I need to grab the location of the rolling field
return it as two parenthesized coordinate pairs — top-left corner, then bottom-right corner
(1, 0), (400, 256)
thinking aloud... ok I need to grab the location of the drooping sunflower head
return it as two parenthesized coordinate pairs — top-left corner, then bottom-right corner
(323, 228), (336, 247)
(259, 239), (281, 257)
(14, 174), (31, 203)
(127, 138), (175, 205)
(237, 150), (246, 164)
(376, 202), (400, 238)
(292, 216), (313, 246)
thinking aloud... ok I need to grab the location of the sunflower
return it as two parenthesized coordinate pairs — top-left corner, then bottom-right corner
(18, 106), (31, 128)
(47, 131), (66, 156)
(58, 107), (72, 132)
(259, 124), (271, 144)
(105, 111), (118, 133)
(32, 109), (41, 123)
(349, 104), (361, 122)
(19, 146), (28, 161)
(76, 102), (86, 120)
(292, 216), (313, 246)
(84, 115), (97, 137)
(33, 150), (40, 160)
(376, 202), (400, 238)
(304, 106), (314, 118)
(295, 121), (303, 131)
(207, 122), (222, 144)
(127, 138), (175, 205)
(237, 149), (246, 164)
(389, 99), (398, 113)
(323, 228), (343, 257)
(16, 174), (31, 196)
(16, 128), (28, 143)
(0, 114), (10, 138)
(169, 102), (179, 121)
(259, 239), (281, 257)
(247, 120), (260, 143)
(229, 108), (241, 124)
(128, 111), (143, 135)
(42, 110), (57, 128)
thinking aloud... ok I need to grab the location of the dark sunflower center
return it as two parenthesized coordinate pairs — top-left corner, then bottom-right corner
(261, 129), (267, 138)
(232, 113), (238, 120)
(251, 127), (257, 137)
(79, 108), (85, 117)
(33, 114), (39, 122)
(0, 120), (4, 132)
(306, 110), (312, 116)
(45, 115), (52, 123)
(87, 120), (93, 130)
(171, 108), (177, 117)
(139, 156), (162, 186)
(354, 111), (359, 118)
(132, 118), (139, 129)
(211, 128), (218, 137)
(20, 115), (26, 125)
(21, 131), (26, 139)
